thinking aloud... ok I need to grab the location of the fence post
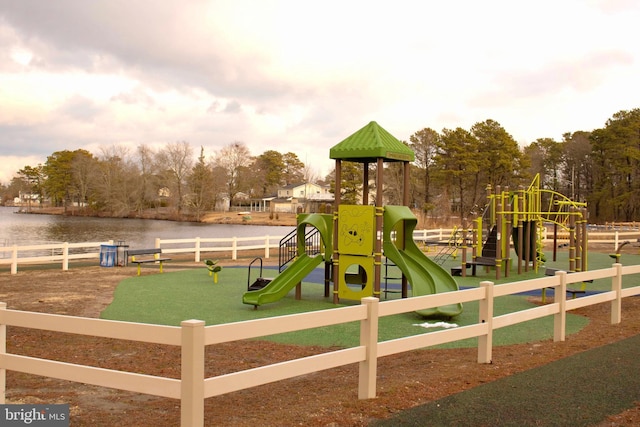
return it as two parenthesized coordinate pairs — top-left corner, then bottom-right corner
(478, 281), (494, 364)
(62, 242), (69, 271)
(181, 319), (205, 427)
(553, 271), (567, 341)
(264, 236), (270, 259)
(195, 237), (201, 263)
(10, 245), (18, 275)
(611, 263), (622, 324)
(231, 238), (237, 260)
(358, 297), (379, 399)
(0, 302), (5, 404)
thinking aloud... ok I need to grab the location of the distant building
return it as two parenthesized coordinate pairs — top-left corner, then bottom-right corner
(14, 191), (39, 205)
(251, 182), (334, 213)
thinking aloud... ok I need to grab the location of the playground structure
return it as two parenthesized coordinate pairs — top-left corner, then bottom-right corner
(242, 121), (462, 317)
(451, 174), (589, 280)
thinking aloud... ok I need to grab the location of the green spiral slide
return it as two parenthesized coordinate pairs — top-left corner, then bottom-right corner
(383, 205), (463, 317)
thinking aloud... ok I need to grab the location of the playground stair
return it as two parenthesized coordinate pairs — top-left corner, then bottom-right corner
(450, 226), (498, 276)
(432, 227), (468, 266)
(433, 245), (457, 265)
(278, 226), (322, 272)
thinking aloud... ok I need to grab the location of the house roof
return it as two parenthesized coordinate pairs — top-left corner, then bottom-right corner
(329, 121), (415, 163)
(280, 182), (319, 190)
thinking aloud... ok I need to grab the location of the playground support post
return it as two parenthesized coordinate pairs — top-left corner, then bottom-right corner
(517, 186), (524, 274)
(461, 219), (469, 278)
(569, 207), (576, 272)
(495, 185), (502, 281)
(332, 160), (341, 304)
(553, 223), (558, 262)
(503, 186), (511, 278)
(402, 161), (410, 298)
(373, 157), (384, 299)
(362, 162), (369, 206)
(575, 207), (582, 271)
(581, 208), (588, 272)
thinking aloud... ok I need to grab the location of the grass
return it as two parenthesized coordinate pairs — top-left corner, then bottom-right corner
(98, 245), (640, 348)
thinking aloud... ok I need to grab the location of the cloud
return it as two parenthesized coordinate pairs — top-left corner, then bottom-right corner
(59, 95), (104, 121)
(0, 0), (640, 185)
(470, 50), (635, 108)
(0, 1), (283, 98)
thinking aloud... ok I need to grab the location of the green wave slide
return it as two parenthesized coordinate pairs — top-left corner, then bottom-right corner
(383, 205), (463, 317)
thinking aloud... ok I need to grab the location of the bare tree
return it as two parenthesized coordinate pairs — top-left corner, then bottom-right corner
(215, 142), (252, 209)
(156, 141), (194, 214)
(95, 145), (138, 216)
(135, 144), (160, 215)
(303, 162), (320, 184)
(70, 150), (98, 211)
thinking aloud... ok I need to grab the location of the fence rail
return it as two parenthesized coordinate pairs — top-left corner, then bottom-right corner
(2, 264), (640, 426)
(156, 235), (286, 262)
(0, 241), (108, 274)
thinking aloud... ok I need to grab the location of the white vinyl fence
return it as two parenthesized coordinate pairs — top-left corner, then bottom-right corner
(1, 229), (638, 275)
(155, 235), (286, 262)
(0, 241), (108, 274)
(0, 229), (446, 274)
(2, 264), (640, 426)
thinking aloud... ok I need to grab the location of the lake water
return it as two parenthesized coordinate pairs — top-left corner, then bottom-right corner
(0, 206), (291, 248)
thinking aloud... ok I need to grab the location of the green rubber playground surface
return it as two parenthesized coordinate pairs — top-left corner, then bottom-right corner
(370, 333), (640, 426)
(100, 249), (640, 348)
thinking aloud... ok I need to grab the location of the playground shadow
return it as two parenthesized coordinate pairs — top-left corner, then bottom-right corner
(369, 333), (640, 426)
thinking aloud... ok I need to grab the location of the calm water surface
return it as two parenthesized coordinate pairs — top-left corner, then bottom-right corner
(0, 206), (290, 248)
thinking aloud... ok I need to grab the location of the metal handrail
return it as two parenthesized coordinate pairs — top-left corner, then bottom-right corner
(278, 226), (322, 272)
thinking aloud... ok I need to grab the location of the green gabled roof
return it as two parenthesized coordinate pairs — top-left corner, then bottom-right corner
(329, 121), (415, 163)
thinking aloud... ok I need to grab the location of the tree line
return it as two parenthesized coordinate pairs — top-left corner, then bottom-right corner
(399, 108), (640, 224)
(1, 107), (639, 223)
(1, 142), (312, 221)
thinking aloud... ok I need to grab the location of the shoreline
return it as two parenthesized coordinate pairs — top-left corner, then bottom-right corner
(11, 206), (298, 227)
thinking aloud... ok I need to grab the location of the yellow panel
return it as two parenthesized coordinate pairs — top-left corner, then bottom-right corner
(338, 205), (375, 256)
(338, 255), (374, 300)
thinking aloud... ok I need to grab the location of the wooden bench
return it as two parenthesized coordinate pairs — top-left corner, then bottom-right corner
(127, 248), (171, 276)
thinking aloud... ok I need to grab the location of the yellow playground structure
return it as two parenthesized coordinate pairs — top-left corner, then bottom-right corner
(453, 174), (588, 279)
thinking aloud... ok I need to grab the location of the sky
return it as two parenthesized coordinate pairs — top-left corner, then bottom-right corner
(1, 0), (639, 185)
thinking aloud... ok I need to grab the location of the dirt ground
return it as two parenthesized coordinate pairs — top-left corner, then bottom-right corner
(1, 256), (640, 426)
